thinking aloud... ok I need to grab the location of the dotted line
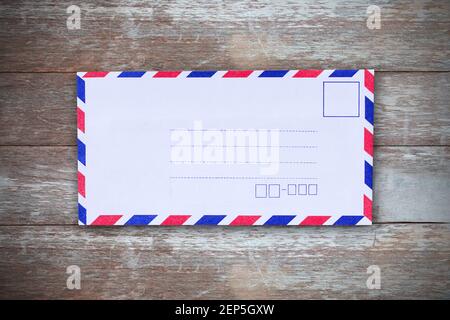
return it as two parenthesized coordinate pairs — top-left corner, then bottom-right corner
(169, 176), (318, 180)
(170, 129), (318, 133)
(170, 161), (317, 164)
(279, 130), (318, 133)
(170, 145), (318, 148)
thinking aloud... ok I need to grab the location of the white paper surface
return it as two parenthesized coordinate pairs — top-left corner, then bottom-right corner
(77, 70), (374, 226)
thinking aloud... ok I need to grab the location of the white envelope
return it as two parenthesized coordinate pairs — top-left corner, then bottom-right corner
(77, 70), (374, 226)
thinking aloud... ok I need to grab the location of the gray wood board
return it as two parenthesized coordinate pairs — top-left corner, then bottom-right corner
(0, 1), (449, 71)
(0, 146), (449, 224)
(0, 72), (449, 146)
(0, 224), (448, 299)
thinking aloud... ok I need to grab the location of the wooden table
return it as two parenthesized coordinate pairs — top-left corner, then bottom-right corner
(0, 0), (449, 299)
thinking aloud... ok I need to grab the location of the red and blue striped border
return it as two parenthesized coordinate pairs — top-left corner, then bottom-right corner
(363, 69), (375, 223)
(78, 70), (327, 79)
(77, 74), (87, 225)
(77, 70), (373, 226)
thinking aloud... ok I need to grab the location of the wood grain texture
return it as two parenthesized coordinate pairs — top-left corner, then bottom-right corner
(0, 72), (449, 146)
(0, 1), (449, 72)
(0, 0), (449, 300)
(0, 146), (449, 225)
(0, 224), (448, 299)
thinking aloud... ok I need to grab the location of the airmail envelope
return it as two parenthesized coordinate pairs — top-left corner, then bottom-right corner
(76, 70), (374, 226)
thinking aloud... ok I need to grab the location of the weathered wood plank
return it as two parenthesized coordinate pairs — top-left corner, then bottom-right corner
(375, 147), (450, 223)
(0, 224), (448, 299)
(0, 72), (449, 146)
(0, 73), (75, 146)
(0, 146), (448, 224)
(2, 0), (449, 22)
(0, 0), (448, 302)
(0, 1), (449, 71)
